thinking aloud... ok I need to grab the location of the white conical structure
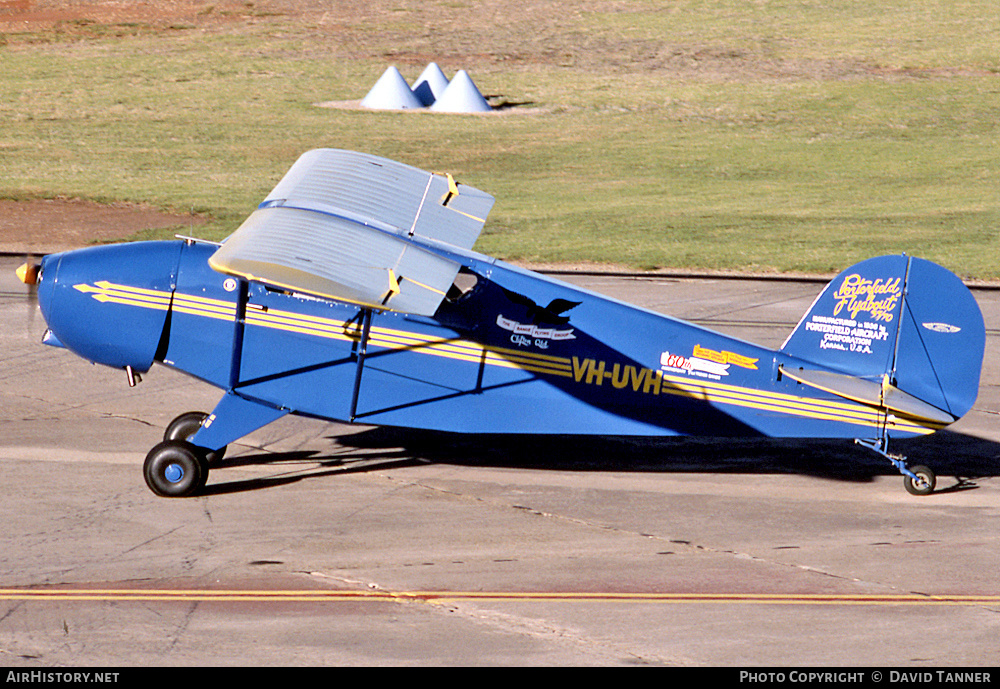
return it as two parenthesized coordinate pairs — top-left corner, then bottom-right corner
(429, 70), (492, 113)
(360, 66), (424, 110)
(412, 62), (450, 106)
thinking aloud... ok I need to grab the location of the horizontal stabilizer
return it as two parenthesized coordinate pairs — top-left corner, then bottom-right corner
(209, 149), (495, 316)
(781, 367), (955, 425)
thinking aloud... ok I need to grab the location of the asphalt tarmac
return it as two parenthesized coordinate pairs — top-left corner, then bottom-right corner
(1, 256), (998, 667)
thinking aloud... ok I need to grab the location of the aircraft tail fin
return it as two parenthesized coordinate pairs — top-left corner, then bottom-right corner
(780, 255), (984, 422)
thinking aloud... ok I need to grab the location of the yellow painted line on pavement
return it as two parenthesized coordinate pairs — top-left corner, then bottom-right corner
(2, 589), (998, 606)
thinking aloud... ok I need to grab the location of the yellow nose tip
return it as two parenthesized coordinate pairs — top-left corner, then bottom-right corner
(16, 262), (38, 285)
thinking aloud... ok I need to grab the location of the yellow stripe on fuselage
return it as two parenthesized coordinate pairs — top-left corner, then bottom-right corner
(660, 374), (938, 435)
(72, 281), (940, 434)
(73, 282), (573, 378)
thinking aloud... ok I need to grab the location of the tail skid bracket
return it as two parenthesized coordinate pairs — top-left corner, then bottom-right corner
(854, 436), (915, 479)
(854, 436), (936, 496)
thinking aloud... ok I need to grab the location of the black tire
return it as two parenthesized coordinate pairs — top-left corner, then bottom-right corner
(144, 440), (206, 498)
(164, 411), (226, 464)
(904, 465), (936, 496)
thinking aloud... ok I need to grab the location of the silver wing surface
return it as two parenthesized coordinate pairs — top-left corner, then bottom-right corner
(208, 149), (495, 316)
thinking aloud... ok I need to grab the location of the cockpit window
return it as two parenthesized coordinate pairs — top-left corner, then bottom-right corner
(446, 268), (480, 302)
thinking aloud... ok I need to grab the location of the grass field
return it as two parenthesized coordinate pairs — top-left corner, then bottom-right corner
(1, 0), (997, 277)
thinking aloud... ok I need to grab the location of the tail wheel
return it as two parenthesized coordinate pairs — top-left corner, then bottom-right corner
(904, 465), (936, 496)
(144, 440), (208, 498)
(164, 411), (226, 464)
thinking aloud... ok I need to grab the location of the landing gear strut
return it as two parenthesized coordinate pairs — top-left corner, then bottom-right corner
(855, 437), (936, 496)
(163, 411), (226, 464)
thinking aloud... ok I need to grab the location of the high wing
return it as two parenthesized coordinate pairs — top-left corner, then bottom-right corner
(208, 149), (495, 316)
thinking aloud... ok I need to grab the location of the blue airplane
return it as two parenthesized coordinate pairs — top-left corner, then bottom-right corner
(17, 149), (985, 498)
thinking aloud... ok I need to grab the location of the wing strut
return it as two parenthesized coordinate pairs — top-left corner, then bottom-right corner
(349, 308), (374, 422)
(229, 278), (249, 390)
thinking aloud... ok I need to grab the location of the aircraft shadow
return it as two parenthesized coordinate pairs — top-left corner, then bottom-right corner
(200, 451), (429, 496)
(201, 427), (1000, 496)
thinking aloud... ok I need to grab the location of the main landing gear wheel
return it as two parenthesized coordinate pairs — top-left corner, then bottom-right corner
(143, 440), (209, 498)
(904, 464), (936, 496)
(164, 411), (227, 464)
